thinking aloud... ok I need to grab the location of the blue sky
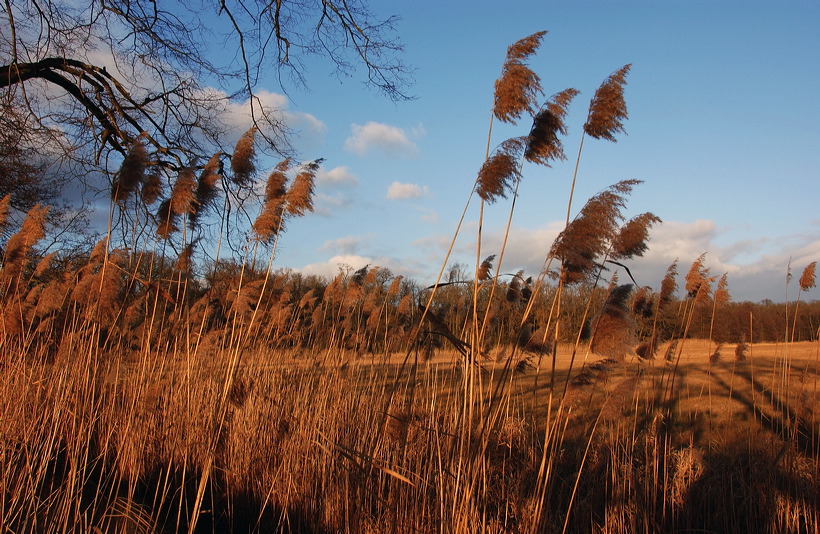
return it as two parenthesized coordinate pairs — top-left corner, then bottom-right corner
(252, 1), (820, 302)
(235, 0), (816, 303)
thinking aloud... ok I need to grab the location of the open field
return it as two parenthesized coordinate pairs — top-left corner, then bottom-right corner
(2, 337), (818, 533)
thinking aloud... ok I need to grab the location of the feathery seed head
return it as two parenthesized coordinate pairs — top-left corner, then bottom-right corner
(252, 197), (286, 243)
(612, 212), (662, 259)
(584, 64), (631, 142)
(714, 273), (730, 307)
(141, 166), (164, 205)
(659, 259), (679, 308)
(476, 137), (525, 203)
(265, 158), (291, 202)
(170, 168), (198, 215)
(156, 199), (179, 239)
(493, 32), (547, 124)
(112, 139), (149, 204)
(799, 261), (817, 292)
(525, 88), (580, 166)
(285, 159), (322, 217)
(477, 255), (496, 281)
(551, 180), (641, 284)
(191, 154), (223, 226)
(231, 127), (257, 185)
(0, 194), (11, 230)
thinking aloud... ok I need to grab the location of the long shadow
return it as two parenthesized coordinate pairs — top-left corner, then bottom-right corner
(714, 363), (819, 460)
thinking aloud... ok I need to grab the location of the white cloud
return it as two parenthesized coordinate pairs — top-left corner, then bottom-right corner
(299, 255), (375, 279)
(344, 121), (419, 156)
(417, 207), (440, 223)
(317, 166), (359, 187)
(320, 235), (374, 255)
(314, 192), (353, 216)
(387, 181), (430, 200)
(407, 218), (820, 302)
(298, 254), (427, 281)
(619, 220), (820, 302)
(222, 89), (326, 147)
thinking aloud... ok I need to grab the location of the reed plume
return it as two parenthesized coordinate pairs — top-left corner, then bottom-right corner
(551, 179), (641, 284)
(612, 212), (662, 259)
(112, 138), (148, 204)
(190, 153), (223, 226)
(231, 127), (257, 185)
(33, 251), (57, 279)
(1, 204), (49, 289)
(685, 253), (713, 305)
(156, 199), (178, 239)
(524, 88), (580, 165)
(476, 137), (525, 203)
(493, 31), (546, 124)
(631, 285), (653, 318)
(590, 284), (638, 361)
(175, 241), (196, 274)
(0, 193), (11, 230)
(141, 167), (164, 205)
(506, 271), (523, 302)
(714, 273), (730, 308)
(799, 261), (817, 291)
(584, 64), (631, 141)
(252, 198), (286, 243)
(709, 343), (723, 364)
(286, 159), (322, 216)
(252, 160), (293, 243)
(791, 261), (816, 342)
(170, 167), (197, 216)
(659, 259), (679, 309)
(477, 254), (495, 281)
(265, 159), (291, 201)
(735, 338), (748, 361)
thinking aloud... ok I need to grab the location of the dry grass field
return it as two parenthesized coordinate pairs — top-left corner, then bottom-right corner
(2, 335), (817, 533)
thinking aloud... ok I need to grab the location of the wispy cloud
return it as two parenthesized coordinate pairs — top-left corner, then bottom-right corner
(220, 89), (326, 149)
(387, 181), (430, 200)
(317, 166), (359, 187)
(314, 192), (353, 217)
(298, 254), (427, 281)
(344, 121), (419, 157)
(319, 234), (374, 255)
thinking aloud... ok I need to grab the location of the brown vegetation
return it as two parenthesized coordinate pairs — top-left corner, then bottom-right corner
(1, 30), (818, 534)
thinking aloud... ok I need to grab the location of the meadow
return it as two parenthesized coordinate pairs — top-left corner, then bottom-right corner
(1, 32), (819, 533)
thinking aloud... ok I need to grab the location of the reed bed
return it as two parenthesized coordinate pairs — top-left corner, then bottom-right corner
(1, 31), (819, 533)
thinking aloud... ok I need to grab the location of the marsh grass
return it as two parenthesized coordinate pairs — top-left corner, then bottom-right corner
(3, 337), (817, 532)
(1, 31), (819, 534)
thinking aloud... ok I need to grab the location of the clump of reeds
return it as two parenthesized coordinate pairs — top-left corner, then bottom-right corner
(590, 284), (638, 361)
(0, 203), (49, 291)
(709, 343), (723, 364)
(735, 338), (748, 361)
(551, 179), (642, 284)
